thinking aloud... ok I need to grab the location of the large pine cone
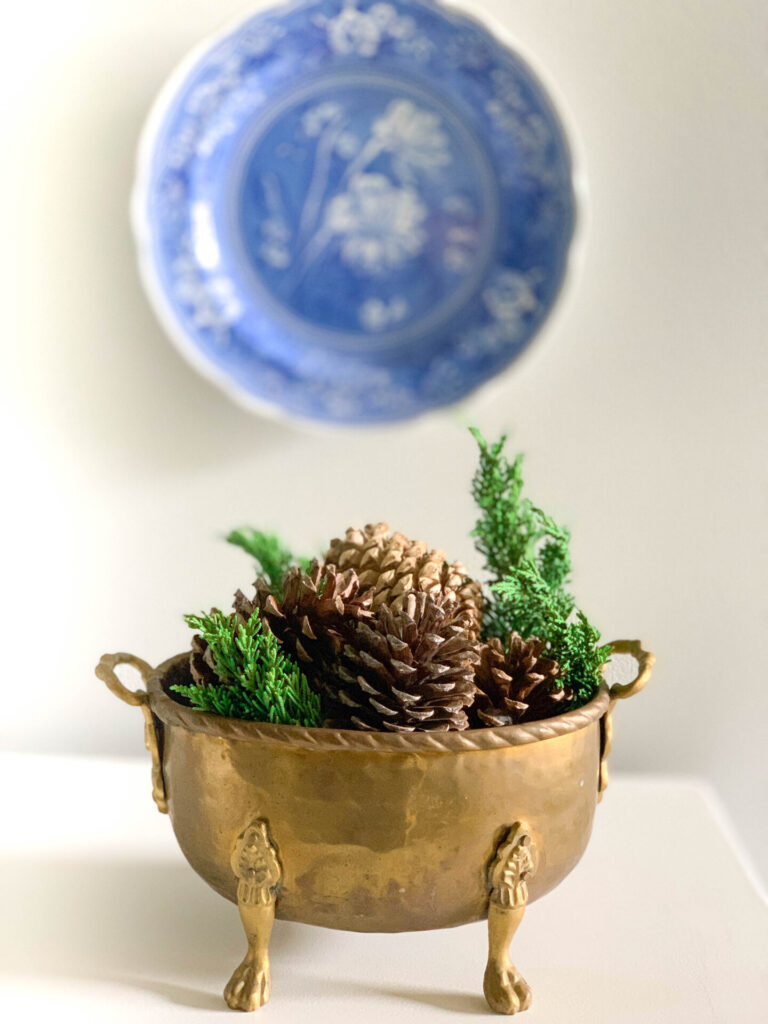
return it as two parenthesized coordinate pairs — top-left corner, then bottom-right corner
(325, 523), (483, 638)
(472, 633), (568, 727)
(234, 560), (372, 668)
(322, 591), (479, 732)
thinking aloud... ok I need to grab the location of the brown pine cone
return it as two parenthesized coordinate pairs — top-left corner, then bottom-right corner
(325, 523), (483, 638)
(234, 560), (372, 667)
(321, 591), (479, 732)
(189, 630), (219, 688)
(471, 633), (568, 727)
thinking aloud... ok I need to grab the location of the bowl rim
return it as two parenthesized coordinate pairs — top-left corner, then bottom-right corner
(147, 653), (610, 752)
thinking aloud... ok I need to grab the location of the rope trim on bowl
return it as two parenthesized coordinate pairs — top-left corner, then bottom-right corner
(147, 654), (611, 752)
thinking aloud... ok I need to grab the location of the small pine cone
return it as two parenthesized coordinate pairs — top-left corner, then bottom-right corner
(189, 628), (219, 688)
(325, 523), (483, 638)
(471, 633), (568, 727)
(234, 560), (372, 668)
(322, 591), (479, 732)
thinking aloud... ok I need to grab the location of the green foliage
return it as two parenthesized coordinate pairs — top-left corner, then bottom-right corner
(493, 563), (612, 706)
(172, 609), (321, 727)
(226, 528), (310, 595)
(470, 428), (610, 707)
(470, 427), (572, 638)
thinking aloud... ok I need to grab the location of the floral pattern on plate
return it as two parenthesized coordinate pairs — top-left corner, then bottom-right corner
(135, 0), (576, 422)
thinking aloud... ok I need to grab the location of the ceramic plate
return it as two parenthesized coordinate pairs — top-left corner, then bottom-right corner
(134, 0), (576, 423)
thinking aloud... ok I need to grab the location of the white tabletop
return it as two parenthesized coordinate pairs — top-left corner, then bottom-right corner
(1, 753), (766, 1022)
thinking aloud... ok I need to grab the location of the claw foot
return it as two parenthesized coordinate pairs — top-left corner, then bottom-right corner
(484, 825), (536, 1015)
(224, 957), (271, 1012)
(483, 962), (532, 1015)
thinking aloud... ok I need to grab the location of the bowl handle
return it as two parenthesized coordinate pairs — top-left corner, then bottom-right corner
(95, 653), (168, 813)
(598, 640), (656, 800)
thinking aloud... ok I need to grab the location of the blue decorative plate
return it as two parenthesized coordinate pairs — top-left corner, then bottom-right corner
(134, 0), (576, 423)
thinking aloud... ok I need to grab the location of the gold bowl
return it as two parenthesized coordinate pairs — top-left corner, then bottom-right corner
(96, 640), (654, 1014)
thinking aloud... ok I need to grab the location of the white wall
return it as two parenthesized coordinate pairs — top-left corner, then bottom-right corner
(2, 1), (766, 881)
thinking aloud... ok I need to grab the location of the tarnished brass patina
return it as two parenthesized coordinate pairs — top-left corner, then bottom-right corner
(598, 640), (656, 800)
(484, 823), (535, 1014)
(95, 652), (167, 813)
(97, 640), (653, 1014)
(224, 819), (282, 1011)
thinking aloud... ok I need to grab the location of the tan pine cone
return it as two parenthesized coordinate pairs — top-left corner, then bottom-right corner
(233, 560), (372, 667)
(471, 633), (568, 727)
(325, 523), (483, 638)
(321, 591), (479, 732)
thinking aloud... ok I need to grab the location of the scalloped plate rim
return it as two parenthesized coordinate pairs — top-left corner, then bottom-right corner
(131, 0), (588, 427)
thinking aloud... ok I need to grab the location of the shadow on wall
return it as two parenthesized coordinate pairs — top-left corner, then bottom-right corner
(29, 32), (297, 483)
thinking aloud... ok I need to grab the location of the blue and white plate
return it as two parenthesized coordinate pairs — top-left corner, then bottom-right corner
(134, 0), (577, 423)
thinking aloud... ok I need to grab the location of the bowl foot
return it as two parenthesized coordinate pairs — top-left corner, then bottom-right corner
(224, 820), (282, 1012)
(483, 823), (536, 1015)
(225, 954), (271, 1012)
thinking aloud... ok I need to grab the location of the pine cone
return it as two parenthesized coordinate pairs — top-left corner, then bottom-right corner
(322, 592), (479, 732)
(471, 633), (568, 727)
(325, 523), (483, 638)
(189, 631), (219, 688)
(234, 560), (372, 668)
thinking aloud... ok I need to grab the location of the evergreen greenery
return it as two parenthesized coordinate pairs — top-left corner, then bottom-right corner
(226, 528), (310, 597)
(172, 609), (321, 727)
(492, 562), (612, 706)
(470, 428), (610, 707)
(170, 430), (612, 727)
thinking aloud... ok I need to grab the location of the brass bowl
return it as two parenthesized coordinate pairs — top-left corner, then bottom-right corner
(97, 641), (654, 1014)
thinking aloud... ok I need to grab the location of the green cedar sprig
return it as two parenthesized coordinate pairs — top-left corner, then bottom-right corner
(172, 609), (321, 727)
(226, 528), (311, 597)
(470, 428), (610, 707)
(492, 562), (612, 706)
(470, 427), (572, 637)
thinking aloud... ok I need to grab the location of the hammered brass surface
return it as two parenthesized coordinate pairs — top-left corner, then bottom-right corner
(98, 639), (654, 1013)
(154, 675), (600, 932)
(99, 641), (653, 935)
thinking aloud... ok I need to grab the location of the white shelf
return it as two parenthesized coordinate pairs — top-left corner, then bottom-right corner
(1, 754), (766, 1022)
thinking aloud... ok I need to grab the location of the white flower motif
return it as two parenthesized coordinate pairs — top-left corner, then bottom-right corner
(395, 34), (433, 61)
(444, 247), (474, 274)
(238, 22), (285, 58)
(483, 270), (539, 323)
(174, 269), (242, 334)
(359, 295), (409, 331)
(423, 356), (467, 401)
(326, 4), (383, 57)
(335, 130), (360, 159)
(166, 120), (197, 170)
(301, 102), (343, 137)
(370, 100), (451, 182)
(206, 276), (244, 325)
(456, 322), (516, 359)
(191, 201), (220, 270)
(324, 173), (427, 275)
(486, 73), (554, 183)
(258, 173), (292, 268)
(171, 236), (243, 339)
(322, 2), (422, 59)
(368, 3), (398, 29)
